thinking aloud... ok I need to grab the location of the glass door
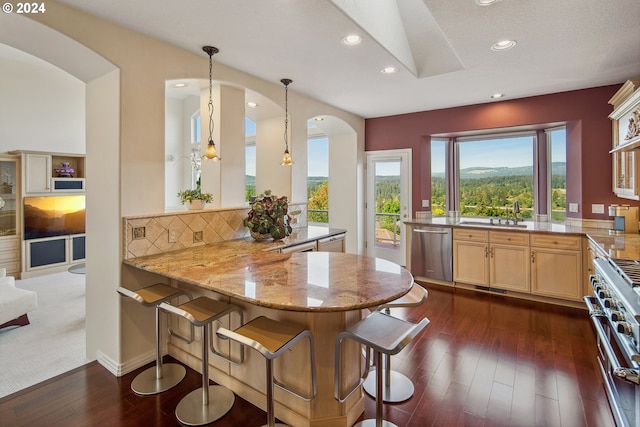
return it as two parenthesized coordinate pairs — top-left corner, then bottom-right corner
(366, 150), (411, 266)
(0, 158), (17, 236)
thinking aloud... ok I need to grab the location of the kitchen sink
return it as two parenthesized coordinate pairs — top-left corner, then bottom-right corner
(458, 220), (528, 228)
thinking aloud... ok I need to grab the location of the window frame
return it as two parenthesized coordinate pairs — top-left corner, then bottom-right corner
(545, 126), (567, 221)
(430, 126), (566, 222)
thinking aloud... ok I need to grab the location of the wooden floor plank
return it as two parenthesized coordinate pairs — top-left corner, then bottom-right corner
(0, 283), (616, 426)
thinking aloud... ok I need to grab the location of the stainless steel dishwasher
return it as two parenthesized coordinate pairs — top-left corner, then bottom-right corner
(409, 226), (452, 282)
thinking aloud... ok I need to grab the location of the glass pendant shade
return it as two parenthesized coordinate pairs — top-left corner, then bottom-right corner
(281, 149), (293, 166)
(204, 139), (218, 161)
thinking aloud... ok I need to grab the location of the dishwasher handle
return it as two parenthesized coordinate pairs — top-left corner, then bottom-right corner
(412, 229), (450, 234)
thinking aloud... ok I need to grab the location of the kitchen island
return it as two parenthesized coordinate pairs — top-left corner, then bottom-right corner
(122, 239), (414, 427)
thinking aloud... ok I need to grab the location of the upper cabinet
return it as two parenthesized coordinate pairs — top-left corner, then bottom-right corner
(11, 151), (85, 195)
(609, 78), (640, 200)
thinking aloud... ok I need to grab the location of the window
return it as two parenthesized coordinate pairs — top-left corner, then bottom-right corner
(431, 126), (567, 222)
(430, 139), (447, 215)
(307, 129), (329, 224)
(245, 117), (256, 202)
(457, 133), (535, 218)
(190, 111), (202, 189)
(547, 127), (567, 221)
(192, 113), (201, 145)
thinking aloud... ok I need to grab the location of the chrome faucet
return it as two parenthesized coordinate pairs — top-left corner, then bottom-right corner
(513, 200), (520, 223)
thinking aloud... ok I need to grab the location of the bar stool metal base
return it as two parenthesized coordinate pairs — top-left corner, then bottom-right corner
(176, 385), (235, 426)
(362, 368), (414, 403)
(354, 420), (397, 427)
(131, 363), (186, 396)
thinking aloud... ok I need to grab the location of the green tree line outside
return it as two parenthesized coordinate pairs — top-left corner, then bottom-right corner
(431, 174), (566, 219)
(250, 171), (566, 226)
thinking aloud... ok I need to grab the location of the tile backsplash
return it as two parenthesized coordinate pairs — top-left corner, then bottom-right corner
(123, 203), (307, 259)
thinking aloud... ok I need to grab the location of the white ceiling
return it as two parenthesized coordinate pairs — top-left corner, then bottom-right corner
(51, 0), (640, 118)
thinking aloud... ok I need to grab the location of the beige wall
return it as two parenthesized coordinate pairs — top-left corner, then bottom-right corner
(5, 1), (364, 373)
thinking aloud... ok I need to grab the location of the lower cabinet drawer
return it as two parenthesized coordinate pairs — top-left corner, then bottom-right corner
(490, 231), (529, 246)
(453, 228), (488, 242)
(530, 234), (581, 250)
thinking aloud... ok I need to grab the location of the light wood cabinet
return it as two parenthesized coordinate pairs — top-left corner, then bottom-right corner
(454, 228), (583, 302)
(454, 229), (531, 293)
(14, 151), (86, 195)
(25, 153), (51, 193)
(530, 234), (582, 301)
(609, 78), (640, 200)
(0, 236), (20, 276)
(453, 238), (489, 286)
(489, 231), (530, 293)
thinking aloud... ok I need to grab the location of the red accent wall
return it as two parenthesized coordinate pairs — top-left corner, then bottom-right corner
(365, 85), (628, 220)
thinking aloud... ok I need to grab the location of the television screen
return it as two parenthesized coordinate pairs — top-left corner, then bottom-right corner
(24, 195), (85, 240)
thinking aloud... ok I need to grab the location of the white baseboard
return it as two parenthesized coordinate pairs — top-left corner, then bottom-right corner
(97, 349), (156, 377)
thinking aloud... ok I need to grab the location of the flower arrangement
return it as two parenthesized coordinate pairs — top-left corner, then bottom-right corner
(243, 190), (292, 240)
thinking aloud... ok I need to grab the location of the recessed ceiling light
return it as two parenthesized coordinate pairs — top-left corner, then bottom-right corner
(342, 34), (362, 46)
(171, 82), (189, 88)
(491, 40), (517, 51)
(475, 0), (501, 6)
(491, 93), (504, 99)
(380, 67), (397, 74)
(314, 117), (324, 121)
(247, 101), (259, 109)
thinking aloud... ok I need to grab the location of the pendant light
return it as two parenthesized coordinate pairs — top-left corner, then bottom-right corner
(202, 46), (221, 161)
(280, 78), (293, 165)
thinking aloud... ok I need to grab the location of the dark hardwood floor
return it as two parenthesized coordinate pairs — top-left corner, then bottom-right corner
(0, 283), (615, 427)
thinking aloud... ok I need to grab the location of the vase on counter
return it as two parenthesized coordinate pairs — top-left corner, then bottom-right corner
(250, 230), (271, 241)
(187, 200), (206, 210)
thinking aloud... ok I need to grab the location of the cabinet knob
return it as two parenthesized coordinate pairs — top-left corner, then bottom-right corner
(531, 251), (535, 263)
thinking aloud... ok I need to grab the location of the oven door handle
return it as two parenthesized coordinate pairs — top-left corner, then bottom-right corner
(584, 297), (640, 385)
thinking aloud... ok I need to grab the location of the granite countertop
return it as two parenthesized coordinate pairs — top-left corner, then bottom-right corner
(405, 216), (640, 260)
(405, 216), (594, 235)
(123, 227), (414, 312)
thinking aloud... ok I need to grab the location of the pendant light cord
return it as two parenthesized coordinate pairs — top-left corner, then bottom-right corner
(284, 82), (289, 152)
(207, 48), (216, 146)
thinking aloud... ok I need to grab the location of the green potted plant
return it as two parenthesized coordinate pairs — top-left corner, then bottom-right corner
(243, 190), (292, 240)
(177, 188), (213, 210)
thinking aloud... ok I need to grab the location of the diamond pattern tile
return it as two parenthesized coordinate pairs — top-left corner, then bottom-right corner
(123, 206), (305, 259)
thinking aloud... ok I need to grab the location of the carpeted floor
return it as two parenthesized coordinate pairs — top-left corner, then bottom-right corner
(0, 271), (86, 398)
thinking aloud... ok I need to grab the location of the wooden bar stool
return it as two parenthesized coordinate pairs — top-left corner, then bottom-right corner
(159, 296), (243, 426)
(335, 311), (429, 427)
(216, 316), (317, 427)
(363, 283), (428, 402)
(117, 283), (194, 395)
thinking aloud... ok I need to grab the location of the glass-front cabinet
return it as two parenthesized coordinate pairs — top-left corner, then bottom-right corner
(0, 156), (20, 276)
(610, 78), (640, 200)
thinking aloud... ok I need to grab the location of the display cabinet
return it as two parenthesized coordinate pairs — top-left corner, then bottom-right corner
(11, 151), (86, 195)
(609, 78), (640, 200)
(0, 156), (19, 276)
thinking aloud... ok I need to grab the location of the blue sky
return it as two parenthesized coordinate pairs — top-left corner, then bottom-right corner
(244, 118), (329, 176)
(431, 130), (566, 173)
(246, 118), (566, 177)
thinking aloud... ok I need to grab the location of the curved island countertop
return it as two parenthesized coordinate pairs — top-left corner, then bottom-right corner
(123, 242), (414, 312)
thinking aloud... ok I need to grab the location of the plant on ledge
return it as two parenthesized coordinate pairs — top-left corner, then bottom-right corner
(177, 188), (213, 210)
(243, 190), (292, 240)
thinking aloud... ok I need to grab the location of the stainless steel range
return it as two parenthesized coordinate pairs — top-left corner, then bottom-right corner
(585, 257), (640, 427)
